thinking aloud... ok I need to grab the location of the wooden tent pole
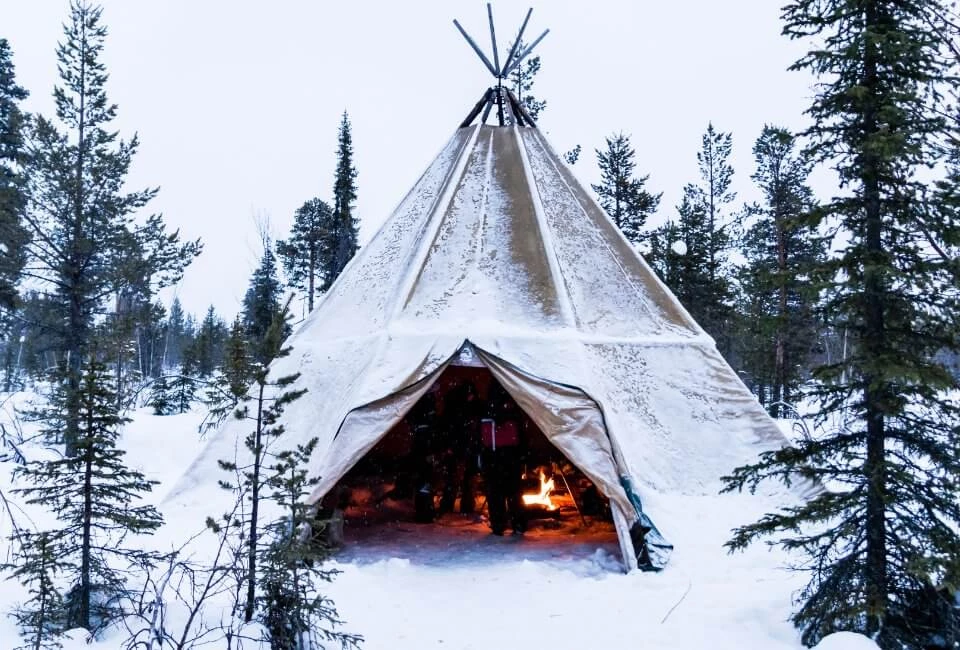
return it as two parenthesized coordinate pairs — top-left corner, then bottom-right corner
(557, 466), (588, 527)
(453, 19), (499, 78)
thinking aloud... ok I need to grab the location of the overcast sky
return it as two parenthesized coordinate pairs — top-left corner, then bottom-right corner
(6, 1), (818, 320)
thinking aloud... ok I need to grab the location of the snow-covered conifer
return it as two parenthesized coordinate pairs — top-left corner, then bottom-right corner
(735, 126), (826, 416)
(592, 133), (661, 247)
(277, 198), (335, 311)
(217, 304), (305, 623)
(724, 1), (960, 646)
(14, 357), (162, 634)
(259, 437), (362, 650)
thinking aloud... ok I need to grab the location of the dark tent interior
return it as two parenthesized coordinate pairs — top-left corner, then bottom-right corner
(321, 365), (622, 564)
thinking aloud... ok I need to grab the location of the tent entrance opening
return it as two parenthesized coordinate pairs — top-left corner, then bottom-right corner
(324, 365), (621, 563)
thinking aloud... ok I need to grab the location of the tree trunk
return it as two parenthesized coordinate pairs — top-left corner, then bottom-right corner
(65, 18), (88, 457)
(115, 297), (124, 408)
(774, 199), (788, 420)
(861, 2), (888, 636)
(708, 141), (716, 285)
(80, 420), (94, 630)
(289, 468), (303, 647)
(308, 248), (316, 312)
(34, 535), (48, 650)
(244, 380), (265, 623)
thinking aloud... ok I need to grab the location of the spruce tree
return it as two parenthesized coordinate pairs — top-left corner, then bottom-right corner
(203, 316), (253, 431)
(218, 304), (306, 624)
(646, 218), (684, 287)
(932, 116), (960, 285)
(188, 306), (226, 377)
(8, 291), (61, 380)
(148, 364), (194, 416)
(5, 530), (65, 650)
(140, 301), (167, 379)
(0, 38), (29, 313)
(97, 288), (162, 405)
(648, 187), (733, 351)
(259, 437), (361, 650)
(147, 374), (174, 415)
(736, 126), (826, 416)
(329, 112), (359, 286)
(242, 243), (286, 363)
(648, 125), (737, 356)
(19, 2), (198, 453)
(508, 40), (547, 121)
(592, 133), (661, 246)
(2, 315), (28, 392)
(724, 2), (960, 647)
(170, 358), (197, 415)
(163, 297), (188, 369)
(503, 41), (579, 160)
(222, 316), (253, 403)
(14, 357), (163, 633)
(277, 198), (334, 310)
(695, 123), (736, 282)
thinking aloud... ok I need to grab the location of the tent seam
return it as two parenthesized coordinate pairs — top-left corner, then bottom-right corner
(390, 124), (484, 321)
(528, 129), (706, 339)
(511, 125), (578, 330)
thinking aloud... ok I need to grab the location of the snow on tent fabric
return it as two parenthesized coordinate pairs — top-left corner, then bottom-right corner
(171, 104), (810, 572)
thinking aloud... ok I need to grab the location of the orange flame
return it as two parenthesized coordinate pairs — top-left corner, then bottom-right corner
(522, 471), (557, 510)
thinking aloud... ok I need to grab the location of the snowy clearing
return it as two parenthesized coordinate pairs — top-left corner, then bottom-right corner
(0, 393), (850, 649)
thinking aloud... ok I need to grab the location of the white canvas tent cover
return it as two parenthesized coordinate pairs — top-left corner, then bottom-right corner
(174, 121), (797, 571)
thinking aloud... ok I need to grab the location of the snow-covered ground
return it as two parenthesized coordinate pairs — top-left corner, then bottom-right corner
(0, 392), (878, 650)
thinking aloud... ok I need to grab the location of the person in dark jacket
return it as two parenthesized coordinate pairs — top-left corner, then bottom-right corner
(439, 380), (484, 514)
(480, 387), (527, 536)
(406, 389), (439, 523)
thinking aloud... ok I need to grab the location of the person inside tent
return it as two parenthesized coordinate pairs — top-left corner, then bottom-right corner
(439, 380), (483, 515)
(406, 387), (440, 523)
(480, 386), (527, 536)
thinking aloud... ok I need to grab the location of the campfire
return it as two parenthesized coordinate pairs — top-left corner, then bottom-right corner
(522, 471), (557, 511)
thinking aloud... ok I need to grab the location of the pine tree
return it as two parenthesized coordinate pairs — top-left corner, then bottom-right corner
(648, 188), (732, 350)
(0, 38), (29, 313)
(5, 530), (65, 650)
(203, 316), (253, 432)
(147, 374), (174, 415)
(259, 438), (361, 650)
(329, 112), (359, 286)
(103, 228), (172, 390)
(932, 115), (960, 285)
(242, 243), (286, 363)
(724, 2), (960, 647)
(19, 2), (198, 453)
(170, 358), (197, 415)
(648, 125), (737, 356)
(139, 301), (167, 380)
(736, 126), (826, 416)
(562, 144), (581, 166)
(1, 314), (28, 391)
(645, 218), (683, 288)
(695, 123), (736, 282)
(217, 304), (306, 624)
(187, 306), (226, 377)
(508, 40), (547, 121)
(97, 290), (163, 406)
(7, 291), (61, 381)
(277, 198), (334, 312)
(148, 363), (195, 416)
(592, 133), (661, 246)
(163, 297), (188, 369)
(14, 357), (163, 634)
(222, 317), (252, 402)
